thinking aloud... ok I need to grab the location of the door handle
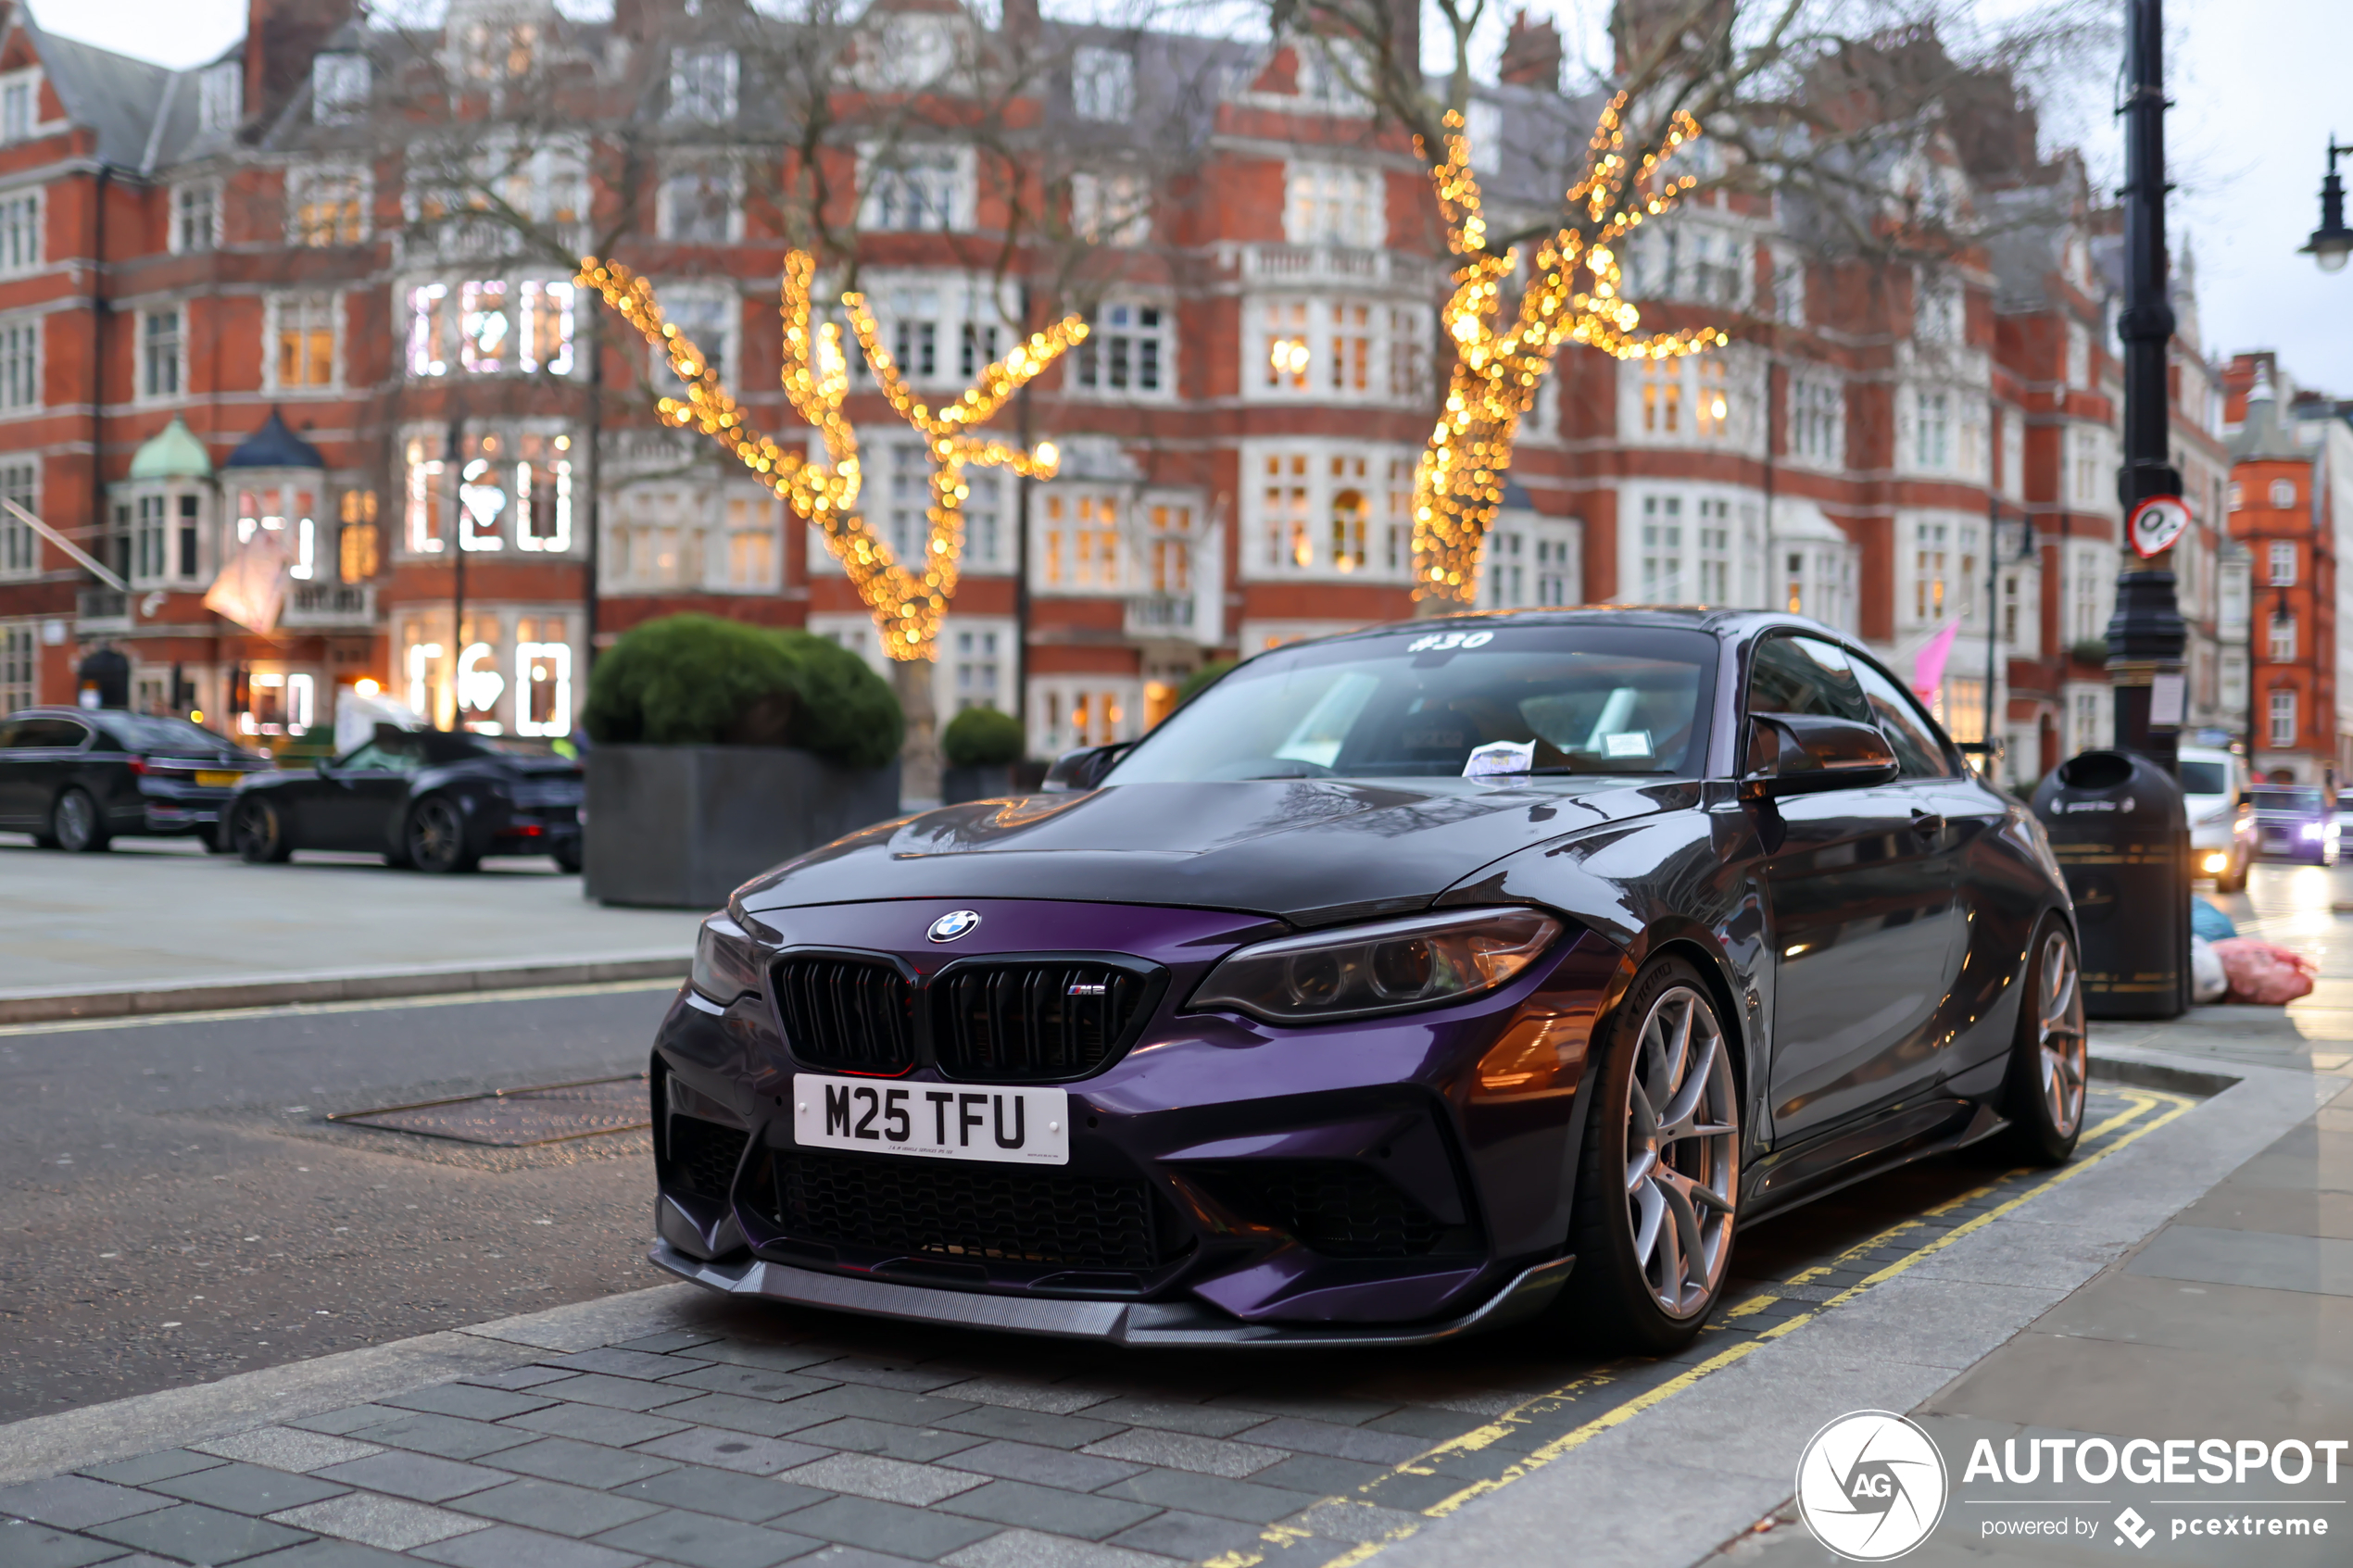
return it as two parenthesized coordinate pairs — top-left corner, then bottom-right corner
(1910, 809), (1945, 837)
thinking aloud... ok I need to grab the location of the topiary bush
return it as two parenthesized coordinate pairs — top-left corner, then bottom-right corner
(585, 613), (903, 770)
(941, 705), (1025, 767)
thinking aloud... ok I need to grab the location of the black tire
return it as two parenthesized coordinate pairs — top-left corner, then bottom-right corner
(406, 796), (478, 874)
(200, 824), (237, 854)
(232, 797), (292, 863)
(1994, 919), (2087, 1165)
(1562, 954), (1743, 1354)
(52, 788), (110, 853)
(551, 842), (583, 875)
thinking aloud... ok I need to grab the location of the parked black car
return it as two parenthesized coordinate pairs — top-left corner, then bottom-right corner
(2250, 784), (2339, 866)
(0, 707), (268, 851)
(227, 725), (584, 873)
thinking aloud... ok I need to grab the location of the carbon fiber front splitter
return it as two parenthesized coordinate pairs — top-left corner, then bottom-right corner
(648, 1240), (1574, 1348)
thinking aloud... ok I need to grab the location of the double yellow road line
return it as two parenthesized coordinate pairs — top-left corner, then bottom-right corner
(1205, 1087), (2199, 1568)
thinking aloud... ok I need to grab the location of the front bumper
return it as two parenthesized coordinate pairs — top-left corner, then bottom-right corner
(649, 898), (1626, 1340)
(650, 1236), (1575, 1347)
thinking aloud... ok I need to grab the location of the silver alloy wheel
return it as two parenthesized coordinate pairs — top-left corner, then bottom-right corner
(55, 790), (96, 851)
(2036, 929), (2088, 1136)
(1623, 984), (1740, 1319)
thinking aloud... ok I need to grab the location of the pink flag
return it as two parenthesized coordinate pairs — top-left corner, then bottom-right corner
(1911, 620), (1960, 701)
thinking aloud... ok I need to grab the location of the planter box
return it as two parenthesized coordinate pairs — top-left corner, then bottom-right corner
(941, 760), (1051, 805)
(585, 745), (901, 909)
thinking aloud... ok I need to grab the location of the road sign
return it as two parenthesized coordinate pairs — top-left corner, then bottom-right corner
(2127, 495), (2192, 558)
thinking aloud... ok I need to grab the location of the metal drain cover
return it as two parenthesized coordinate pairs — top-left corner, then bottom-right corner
(330, 1074), (650, 1147)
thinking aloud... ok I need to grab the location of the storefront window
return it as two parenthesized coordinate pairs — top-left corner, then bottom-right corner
(237, 483), (321, 580)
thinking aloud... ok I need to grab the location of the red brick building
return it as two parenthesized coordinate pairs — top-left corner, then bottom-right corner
(2224, 354), (2341, 784)
(0, 0), (2234, 790)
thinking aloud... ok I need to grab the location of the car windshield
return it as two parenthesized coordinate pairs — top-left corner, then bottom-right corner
(1110, 624), (1718, 784)
(97, 714), (247, 755)
(2177, 760), (2228, 796)
(2254, 787), (2323, 813)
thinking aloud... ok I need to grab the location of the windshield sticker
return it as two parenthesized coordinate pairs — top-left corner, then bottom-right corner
(1407, 630), (1495, 654)
(1463, 739), (1535, 778)
(1603, 732), (1654, 758)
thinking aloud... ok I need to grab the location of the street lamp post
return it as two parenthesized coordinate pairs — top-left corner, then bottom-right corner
(2105, 0), (2189, 774)
(2302, 141), (2353, 273)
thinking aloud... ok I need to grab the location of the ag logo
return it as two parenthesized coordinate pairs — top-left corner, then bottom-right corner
(1795, 1411), (1948, 1561)
(2128, 495), (2192, 559)
(926, 909), (983, 944)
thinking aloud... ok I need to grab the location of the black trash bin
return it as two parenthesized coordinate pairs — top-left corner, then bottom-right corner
(2030, 749), (2190, 1020)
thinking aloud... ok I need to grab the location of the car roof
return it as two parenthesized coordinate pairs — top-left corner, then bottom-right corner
(1266, 605), (1845, 655)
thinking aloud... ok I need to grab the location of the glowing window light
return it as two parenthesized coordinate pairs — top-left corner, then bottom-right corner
(458, 642), (505, 714)
(514, 641), (572, 735)
(407, 640), (444, 717)
(286, 672), (313, 733)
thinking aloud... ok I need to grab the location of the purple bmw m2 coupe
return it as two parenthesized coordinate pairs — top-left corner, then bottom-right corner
(647, 608), (2083, 1350)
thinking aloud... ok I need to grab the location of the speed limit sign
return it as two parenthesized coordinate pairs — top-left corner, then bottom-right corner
(2127, 495), (2192, 558)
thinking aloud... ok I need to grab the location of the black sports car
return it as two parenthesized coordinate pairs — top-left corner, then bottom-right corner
(648, 609), (2086, 1349)
(227, 725), (584, 873)
(0, 707), (267, 851)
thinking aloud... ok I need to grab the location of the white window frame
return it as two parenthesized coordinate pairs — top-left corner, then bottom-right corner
(0, 189), (40, 277)
(288, 165), (370, 247)
(311, 52), (371, 124)
(267, 292), (343, 393)
(716, 484), (782, 593)
(0, 458), (37, 579)
(657, 156), (743, 244)
(0, 69), (40, 144)
(1069, 169), (1151, 247)
(2270, 687), (2297, 750)
(1069, 298), (1173, 399)
(1249, 295), (1429, 407)
(170, 181), (220, 255)
(1028, 674), (1143, 758)
(137, 304), (185, 402)
(938, 616), (1016, 716)
(0, 618), (33, 710)
(2270, 478), (2297, 509)
(859, 144), (975, 234)
(2268, 540), (2297, 586)
(654, 283), (740, 384)
(197, 62), (242, 133)
(1240, 440), (1418, 583)
(1072, 46), (1134, 122)
(1786, 372), (1843, 469)
(1282, 161), (1382, 248)
(669, 46), (740, 123)
(1478, 513), (1580, 608)
(0, 315), (40, 412)
(402, 420), (578, 560)
(404, 274), (578, 381)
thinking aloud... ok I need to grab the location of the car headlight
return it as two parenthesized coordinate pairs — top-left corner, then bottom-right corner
(690, 915), (763, 1004)
(1187, 907), (1562, 1025)
(2303, 823), (2325, 840)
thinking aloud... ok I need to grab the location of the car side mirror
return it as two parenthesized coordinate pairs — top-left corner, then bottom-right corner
(1741, 713), (1901, 799)
(1042, 742), (1132, 793)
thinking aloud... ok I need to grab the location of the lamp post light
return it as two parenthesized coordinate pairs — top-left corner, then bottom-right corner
(2303, 141), (2353, 274)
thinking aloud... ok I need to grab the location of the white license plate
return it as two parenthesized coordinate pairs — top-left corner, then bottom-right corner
(791, 1073), (1069, 1166)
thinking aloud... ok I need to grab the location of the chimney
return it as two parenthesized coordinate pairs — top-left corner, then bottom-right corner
(245, 0), (355, 125)
(1498, 10), (1562, 91)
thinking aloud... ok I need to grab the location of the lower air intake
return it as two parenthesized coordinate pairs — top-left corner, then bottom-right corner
(768, 1150), (1170, 1270)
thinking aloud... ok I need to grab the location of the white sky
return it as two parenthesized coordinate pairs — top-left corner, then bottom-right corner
(33, 0), (2353, 394)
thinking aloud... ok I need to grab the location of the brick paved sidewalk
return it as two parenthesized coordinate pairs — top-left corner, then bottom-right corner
(1, 1285), (1479, 1568)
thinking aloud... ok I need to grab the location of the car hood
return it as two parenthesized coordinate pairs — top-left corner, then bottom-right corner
(734, 777), (1698, 927)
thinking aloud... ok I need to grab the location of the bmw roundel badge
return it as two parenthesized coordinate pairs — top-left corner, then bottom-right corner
(927, 909), (983, 943)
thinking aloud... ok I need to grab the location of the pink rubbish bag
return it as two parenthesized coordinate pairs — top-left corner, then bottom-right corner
(2210, 939), (2318, 1006)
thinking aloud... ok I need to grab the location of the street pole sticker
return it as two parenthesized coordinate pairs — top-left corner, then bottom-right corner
(2128, 495), (2192, 558)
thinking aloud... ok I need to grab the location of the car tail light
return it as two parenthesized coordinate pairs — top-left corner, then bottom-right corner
(128, 758), (148, 775)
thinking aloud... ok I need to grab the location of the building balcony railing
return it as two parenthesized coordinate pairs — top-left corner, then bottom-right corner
(76, 587), (129, 631)
(1239, 244), (1436, 291)
(282, 582), (377, 628)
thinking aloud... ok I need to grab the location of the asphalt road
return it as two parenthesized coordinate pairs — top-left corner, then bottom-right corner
(0, 981), (681, 1424)
(0, 970), (2182, 1450)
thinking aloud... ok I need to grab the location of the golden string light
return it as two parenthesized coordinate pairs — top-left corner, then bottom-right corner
(577, 252), (1085, 660)
(1411, 95), (1729, 607)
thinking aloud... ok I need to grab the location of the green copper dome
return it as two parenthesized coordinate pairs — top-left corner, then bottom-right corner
(129, 417), (214, 482)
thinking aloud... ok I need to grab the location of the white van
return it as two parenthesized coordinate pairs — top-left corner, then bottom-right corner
(2179, 746), (2253, 891)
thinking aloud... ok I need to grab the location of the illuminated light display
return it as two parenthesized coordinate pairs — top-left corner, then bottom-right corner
(576, 252), (1084, 660)
(1412, 98), (1728, 607)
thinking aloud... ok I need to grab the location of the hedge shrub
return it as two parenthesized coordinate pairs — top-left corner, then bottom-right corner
(941, 705), (1025, 767)
(584, 613), (903, 770)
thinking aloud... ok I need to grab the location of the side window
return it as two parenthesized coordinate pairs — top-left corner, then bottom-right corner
(1746, 634), (1869, 721)
(1851, 658), (1952, 779)
(344, 739), (422, 772)
(17, 718), (88, 749)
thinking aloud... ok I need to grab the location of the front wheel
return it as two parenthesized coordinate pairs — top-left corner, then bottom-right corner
(1564, 955), (1743, 1353)
(406, 797), (478, 874)
(1996, 920), (2088, 1165)
(53, 788), (110, 853)
(232, 797), (292, 863)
